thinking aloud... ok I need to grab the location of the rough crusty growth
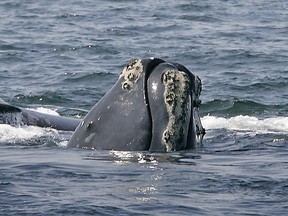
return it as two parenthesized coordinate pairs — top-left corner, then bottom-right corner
(162, 69), (191, 151)
(120, 59), (143, 91)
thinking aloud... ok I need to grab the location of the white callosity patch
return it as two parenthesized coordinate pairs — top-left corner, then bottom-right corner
(162, 69), (191, 151)
(120, 59), (144, 91)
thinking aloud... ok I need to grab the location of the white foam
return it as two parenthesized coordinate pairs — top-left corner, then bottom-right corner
(202, 115), (288, 133)
(1, 113), (286, 144)
(27, 107), (60, 116)
(0, 124), (57, 143)
(0, 107), (63, 145)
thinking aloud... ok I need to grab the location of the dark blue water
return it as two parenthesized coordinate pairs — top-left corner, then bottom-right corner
(0, 0), (287, 215)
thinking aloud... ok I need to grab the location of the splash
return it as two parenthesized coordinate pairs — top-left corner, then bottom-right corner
(1, 105), (287, 145)
(27, 107), (60, 116)
(202, 115), (288, 133)
(0, 107), (59, 144)
(0, 124), (57, 143)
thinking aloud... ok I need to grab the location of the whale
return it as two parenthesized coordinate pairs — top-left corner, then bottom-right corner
(0, 98), (81, 131)
(68, 58), (205, 151)
(0, 58), (205, 152)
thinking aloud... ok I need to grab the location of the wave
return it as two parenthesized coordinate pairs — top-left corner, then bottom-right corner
(201, 99), (287, 117)
(26, 107), (60, 116)
(0, 124), (57, 144)
(0, 107), (61, 144)
(63, 71), (116, 83)
(1, 110), (287, 146)
(202, 115), (288, 133)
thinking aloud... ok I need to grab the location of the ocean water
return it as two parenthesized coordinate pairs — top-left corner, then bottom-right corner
(0, 0), (287, 215)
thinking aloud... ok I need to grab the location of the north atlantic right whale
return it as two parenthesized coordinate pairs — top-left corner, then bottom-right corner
(0, 58), (205, 152)
(0, 98), (80, 131)
(68, 58), (205, 151)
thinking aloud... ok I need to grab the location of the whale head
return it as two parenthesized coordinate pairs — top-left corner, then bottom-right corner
(67, 58), (205, 151)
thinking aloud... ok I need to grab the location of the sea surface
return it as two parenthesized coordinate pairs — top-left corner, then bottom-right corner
(0, 0), (287, 215)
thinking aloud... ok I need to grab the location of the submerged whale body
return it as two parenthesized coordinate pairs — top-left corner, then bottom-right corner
(0, 98), (81, 131)
(0, 58), (205, 152)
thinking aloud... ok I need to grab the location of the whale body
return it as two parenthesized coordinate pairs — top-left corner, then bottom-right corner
(0, 98), (80, 131)
(0, 58), (205, 152)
